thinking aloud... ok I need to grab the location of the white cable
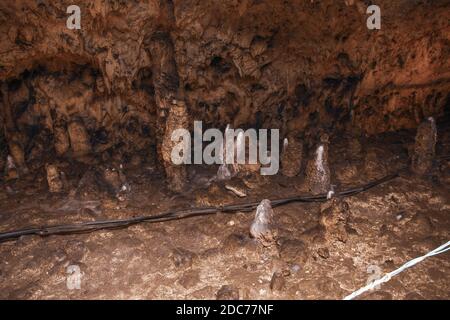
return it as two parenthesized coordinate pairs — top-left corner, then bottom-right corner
(343, 240), (450, 300)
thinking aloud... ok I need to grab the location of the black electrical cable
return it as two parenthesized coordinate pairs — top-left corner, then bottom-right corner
(0, 170), (402, 243)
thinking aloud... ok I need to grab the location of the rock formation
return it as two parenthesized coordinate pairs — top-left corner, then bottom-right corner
(250, 199), (277, 247)
(0, 0), (448, 184)
(281, 136), (303, 177)
(411, 117), (437, 176)
(306, 135), (331, 195)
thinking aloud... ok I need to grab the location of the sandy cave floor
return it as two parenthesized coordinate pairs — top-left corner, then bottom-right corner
(0, 128), (449, 300)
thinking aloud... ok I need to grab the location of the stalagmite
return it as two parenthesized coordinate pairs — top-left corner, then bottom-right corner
(319, 198), (350, 243)
(162, 100), (189, 192)
(234, 130), (261, 176)
(145, 2), (188, 192)
(4, 155), (18, 181)
(217, 164), (233, 181)
(8, 140), (25, 171)
(46, 164), (64, 193)
(101, 165), (130, 201)
(280, 136), (303, 177)
(67, 119), (91, 158)
(250, 199), (277, 247)
(54, 121), (70, 157)
(306, 136), (331, 195)
(411, 117), (437, 176)
(217, 125), (236, 181)
(1, 83), (27, 173)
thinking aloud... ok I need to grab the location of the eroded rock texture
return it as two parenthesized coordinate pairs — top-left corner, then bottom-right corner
(0, 0), (449, 185)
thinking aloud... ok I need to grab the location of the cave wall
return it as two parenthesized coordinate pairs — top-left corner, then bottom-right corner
(0, 0), (449, 173)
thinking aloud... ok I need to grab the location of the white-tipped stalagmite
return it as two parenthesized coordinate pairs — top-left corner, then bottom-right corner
(4, 155), (18, 180)
(280, 136), (303, 177)
(217, 125), (236, 181)
(306, 142), (331, 195)
(217, 164), (232, 180)
(250, 199), (277, 247)
(411, 117), (437, 176)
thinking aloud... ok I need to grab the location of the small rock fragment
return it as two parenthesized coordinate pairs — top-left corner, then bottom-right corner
(178, 270), (200, 289)
(270, 272), (286, 292)
(216, 285), (239, 300)
(317, 247), (330, 259)
(225, 184), (247, 197)
(171, 247), (197, 268)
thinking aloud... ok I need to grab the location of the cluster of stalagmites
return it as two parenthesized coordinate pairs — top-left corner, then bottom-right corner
(1, 113), (439, 198)
(247, 116), (438, 252)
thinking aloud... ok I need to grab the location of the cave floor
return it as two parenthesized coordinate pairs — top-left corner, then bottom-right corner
(0, 129), (449, 300)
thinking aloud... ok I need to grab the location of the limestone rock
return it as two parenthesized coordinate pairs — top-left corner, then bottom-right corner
(250, 199), (277, 247)
(319, 198), (350, 243)
(306, 143), (331, 195)
(8, 141), (25, 171)
(54, 123), (70, 157)
(67, 119), (91, 158)
(281, 137), (303, 177)
(4, 155), (18, 181)
(411, 117), (437, 176)
(216, 285), (239, 300)
(161, 101), (189, 192)
(270, 272), (286, 292)
(46, 164), (64, 193)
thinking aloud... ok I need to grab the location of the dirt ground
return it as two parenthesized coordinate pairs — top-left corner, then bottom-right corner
(0, 127), (449, 300)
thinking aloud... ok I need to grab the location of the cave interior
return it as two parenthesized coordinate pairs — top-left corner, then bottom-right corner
(0, 0), (449, 300)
